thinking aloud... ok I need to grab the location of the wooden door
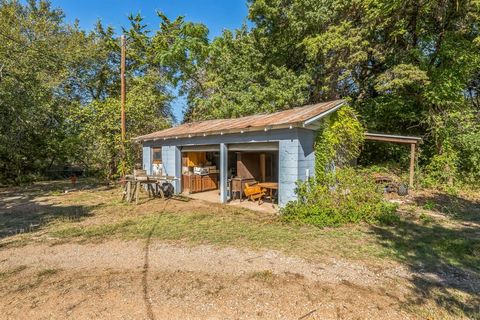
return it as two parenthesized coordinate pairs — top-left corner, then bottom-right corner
(182, 174), (190, 193)
(193, 176), (202, 193)
(202, 175), (212, 191)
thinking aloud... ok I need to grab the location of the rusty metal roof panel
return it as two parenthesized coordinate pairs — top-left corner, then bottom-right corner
(135, 99), (345, 141)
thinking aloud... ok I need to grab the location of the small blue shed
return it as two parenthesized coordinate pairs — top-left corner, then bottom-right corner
(134, 99), (345, 207)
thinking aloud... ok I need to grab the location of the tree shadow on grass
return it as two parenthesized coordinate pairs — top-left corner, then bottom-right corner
(371, 217), (480, 317)
(0, 180), (105, 239)
(414, 191), (480, 223)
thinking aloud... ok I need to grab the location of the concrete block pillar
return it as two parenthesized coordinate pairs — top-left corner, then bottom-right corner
(219, 143), (228, 203)
(278, 139), (300, 207)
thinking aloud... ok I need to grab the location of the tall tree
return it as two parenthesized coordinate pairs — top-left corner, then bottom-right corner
(183, 0), (480, 184)
(0, 1), (178, 182)
(186, 27), (310, 120)
(0, 0), (81, 182)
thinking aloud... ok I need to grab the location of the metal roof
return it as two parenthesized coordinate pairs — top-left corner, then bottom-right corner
(135, 99), (345, 142)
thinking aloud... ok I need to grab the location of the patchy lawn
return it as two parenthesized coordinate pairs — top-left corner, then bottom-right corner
(0, 180), (479, 319)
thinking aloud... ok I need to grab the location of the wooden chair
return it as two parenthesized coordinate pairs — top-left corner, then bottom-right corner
(244, 182), (266, 204)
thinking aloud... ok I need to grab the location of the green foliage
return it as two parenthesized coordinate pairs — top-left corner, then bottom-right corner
(457, 131), (480, 185)
(422, 201), (436, 211)
(0, 0), (80, 183)
(0, 1), (200, 183)
(421, 109), (480, 188)
(313, 106), (365, 183)
(423, 143), (459, 188)
(2, 0), (480, 188)
(374, 64), (430, 94)
(187, 0), (480, 188)
(184, 28), (310, 121)
(281, 168), (398, 227)
(71, 96), (169, 178)
(283, 108), (395, 228)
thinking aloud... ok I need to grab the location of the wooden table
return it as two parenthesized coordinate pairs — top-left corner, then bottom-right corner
(122, 175), (177, 204)
(257, 182), (278, 202)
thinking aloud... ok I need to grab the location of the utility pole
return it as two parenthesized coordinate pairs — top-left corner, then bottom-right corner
(120, 35), (127, 179)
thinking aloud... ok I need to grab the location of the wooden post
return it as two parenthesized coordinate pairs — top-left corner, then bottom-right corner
(120, 35), (127, 178)
(135, 181), (140, 205)
(260, 153), (266, 182)
(236, 152), (242, 176)
(409, 143), (416, 188)
(126, 180), (132, 202)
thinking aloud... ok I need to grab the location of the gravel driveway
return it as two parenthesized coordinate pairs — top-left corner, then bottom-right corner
(0, 240), (414, 320)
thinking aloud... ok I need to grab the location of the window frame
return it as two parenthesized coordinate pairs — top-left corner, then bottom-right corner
(152, 147), (162, 164)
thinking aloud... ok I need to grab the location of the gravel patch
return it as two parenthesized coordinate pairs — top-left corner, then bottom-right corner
(0, 240), (409, 287)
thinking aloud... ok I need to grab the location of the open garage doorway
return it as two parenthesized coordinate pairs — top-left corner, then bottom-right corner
(227, 142), (279, 205)
(180, 145), (220, 195)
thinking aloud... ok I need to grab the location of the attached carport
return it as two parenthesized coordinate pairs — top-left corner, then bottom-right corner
(364, 133), (422, 187)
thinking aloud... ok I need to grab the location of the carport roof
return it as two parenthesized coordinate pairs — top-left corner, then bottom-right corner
(134, 99), (345, 142)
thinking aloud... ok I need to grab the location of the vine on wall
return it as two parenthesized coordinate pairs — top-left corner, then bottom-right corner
(314, 106), (365, 184)
(281, 106), (398, 227)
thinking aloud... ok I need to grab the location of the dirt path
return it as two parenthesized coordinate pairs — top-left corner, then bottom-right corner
(1, 241), (410, 286)
(1, 184), (478, 319)
(0, 240), (414, 320)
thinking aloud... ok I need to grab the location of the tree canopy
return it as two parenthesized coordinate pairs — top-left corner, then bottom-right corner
(0, 1), (183, 181)
(185, 0), (480, 185)
(1, 0), (479, 185)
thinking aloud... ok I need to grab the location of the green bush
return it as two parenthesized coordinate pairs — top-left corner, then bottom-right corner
(314, 106), (365, 183)
(283, 106), (398, 228)
(281, 168), (398, 227)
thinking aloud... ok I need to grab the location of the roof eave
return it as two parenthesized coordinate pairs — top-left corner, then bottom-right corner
(302, 101), (345, 129)
(134, 122), (304, 143)
(364, 132), (423, 144)
(133, 99), (346, 143)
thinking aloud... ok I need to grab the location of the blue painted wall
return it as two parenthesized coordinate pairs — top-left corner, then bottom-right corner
(278, 129), (315, 206)
(142, 127), (316, 207)
(161, 146), (181, 192)
(142, 145), (151, 175)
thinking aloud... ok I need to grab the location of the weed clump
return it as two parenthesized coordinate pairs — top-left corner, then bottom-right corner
(281, 168), (398, 227)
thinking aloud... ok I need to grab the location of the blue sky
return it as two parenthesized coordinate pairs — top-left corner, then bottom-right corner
(48, 0), (249, 122)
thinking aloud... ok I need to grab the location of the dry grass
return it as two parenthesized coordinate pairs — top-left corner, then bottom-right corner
(47, 199), (391, 266)
(2, 181), (478, 269)
(0, 265), (27, 280)
(1, 180), (479, 319)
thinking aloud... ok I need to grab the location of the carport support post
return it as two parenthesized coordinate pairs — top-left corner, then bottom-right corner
(409, 143), (416, 188)
(220, 143), (228, 203)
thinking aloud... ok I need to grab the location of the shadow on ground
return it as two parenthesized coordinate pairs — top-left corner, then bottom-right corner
(414, 191), (480, 223)
(0, 180), (108, 239)
(371, 195), (480, 317)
